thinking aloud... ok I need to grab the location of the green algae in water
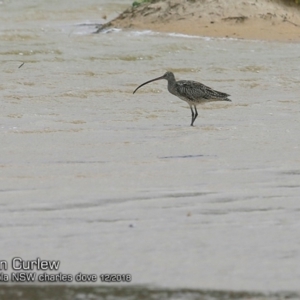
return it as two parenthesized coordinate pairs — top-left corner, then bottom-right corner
(132, 0), (150, 8)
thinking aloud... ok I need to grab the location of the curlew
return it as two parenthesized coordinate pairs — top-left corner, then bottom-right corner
(133, 71), (231, 126)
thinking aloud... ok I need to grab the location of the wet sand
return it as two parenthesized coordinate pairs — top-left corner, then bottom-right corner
(1, 285), (299, 300)
(97, 0), (300, 42)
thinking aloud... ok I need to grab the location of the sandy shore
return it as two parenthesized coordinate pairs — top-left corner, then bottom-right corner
(96, 0), (300, 41)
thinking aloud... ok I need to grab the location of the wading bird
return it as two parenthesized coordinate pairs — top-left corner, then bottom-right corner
(133, 71), (231, 126)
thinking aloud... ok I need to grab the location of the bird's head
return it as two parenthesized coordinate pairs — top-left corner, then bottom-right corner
(133, 71), (175, 94)
(162, 71), (175, 81)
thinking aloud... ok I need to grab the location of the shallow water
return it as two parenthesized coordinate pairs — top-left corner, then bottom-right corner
(1, 0), (300, 298)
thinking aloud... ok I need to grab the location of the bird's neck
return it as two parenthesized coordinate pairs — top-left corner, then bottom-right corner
(167, 80), (176, 95)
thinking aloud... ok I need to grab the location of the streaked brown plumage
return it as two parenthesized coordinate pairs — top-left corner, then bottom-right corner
(133, 71), (231, 126)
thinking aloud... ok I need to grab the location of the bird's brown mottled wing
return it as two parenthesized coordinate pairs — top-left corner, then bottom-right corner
(175, 80), (230, 101)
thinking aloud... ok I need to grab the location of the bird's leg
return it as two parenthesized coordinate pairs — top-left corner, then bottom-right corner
(190, 106), (195, 126)
(193, 105), (198, 125)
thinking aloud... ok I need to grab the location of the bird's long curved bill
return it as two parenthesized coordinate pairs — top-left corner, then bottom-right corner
(133, 75), (165, 94)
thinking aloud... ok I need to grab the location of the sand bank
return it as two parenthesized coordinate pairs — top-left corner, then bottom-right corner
(96, 0), (300, 41)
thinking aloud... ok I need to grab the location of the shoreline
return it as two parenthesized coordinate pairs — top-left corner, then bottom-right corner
(96, 0), (300, 42)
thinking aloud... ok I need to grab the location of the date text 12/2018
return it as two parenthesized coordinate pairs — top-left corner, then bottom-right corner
(100, 274), (131, 282)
